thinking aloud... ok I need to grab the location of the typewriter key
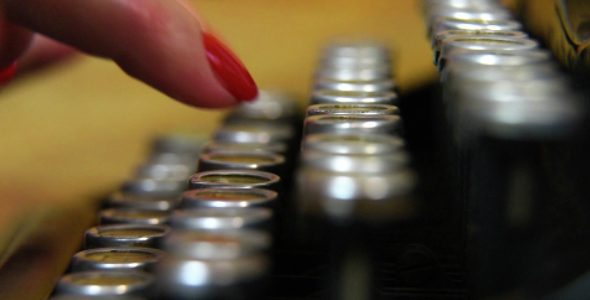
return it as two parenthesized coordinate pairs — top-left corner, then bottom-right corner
(180, 188), (278, 209)
(147, 151), (198, 166)
(157, 230), (270, 300)
(310, 90), (398, 105)
(295, 167), (419, 223)
(438, 36), (539, 71)
(213, 123), (295, 145)
(224, 90), (299, 125)
(303, 114), (403, 136)
(120, 178), (186, 198)
(300, 150), (411, 174)
(427, 9), (514, 36)
(53, 271), (154, 297)
(316, 64), (391, 81)
(85, 224), (170, 249)
(202, 140), (289, 156)
(170, 208), (273, 231)
(49, 296), (145, 300)
(431, 18), (523, 39)
(198, 150), (286, 176)
(134, 162), (193, 181)
(99, 208), (169, 225)
(302, 133), (405, 155)
(445, 48), (553, 69)
(71, 247), (164, 273)
(323, 42), (389, 60)
(321, 55), (388, 70)
(306, 103), (400, 117)
(151, 133), (208, 155)
(314, 78), (397, 93)
(107, 192), (181, 211)
(433, 29), (528, 63)
(188, 170), (281, 192)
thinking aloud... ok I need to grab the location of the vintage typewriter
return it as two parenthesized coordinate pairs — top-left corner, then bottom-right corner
(2, 0), (590, 299)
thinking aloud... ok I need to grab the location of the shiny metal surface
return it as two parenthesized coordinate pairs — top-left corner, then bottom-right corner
(71, 248), (164, 273)
(99, 208), (169, 225)
(48, 296), (146, 300)
(438, 36), (539, 70)
(120, 178), (186, 198)
(188, 170), (281, 192)
(135, 162), (194, 181)
(432, 17), (523, 38)
(106, 192), (181, 211)
(213, 123), (295, 144)
(53, 271), (154, 297)
(224, 89), (299, 123)
(299, 150), (411, 173)
(156, 252), (269, 300)
(197, 150), (286, 175)
(162, 229), (271, 259)
(303, 114), (403, 136)
(315, 64), (391, 81)
(180, 187), (278, 209)
(310, 90), (398, 105)
(433, 29), (529, 63)
(202, 141), (289, 155)
(84, 224), (170, 249)
(151, 133), (208, 155)
(169, 208), (273, 231)
(427, 9), (515, 36)
(323, 40), (390, 60)
(306, 103), (400, 117)
(314, 78), (397, 92)
(295, 167), (418, 223)
(301, 133), (405, 155)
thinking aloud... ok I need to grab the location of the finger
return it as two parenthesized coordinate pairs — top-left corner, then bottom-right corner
(0, 17), (33, 69)
(17, 35), (77, 74)
(0, 0), (255, 108)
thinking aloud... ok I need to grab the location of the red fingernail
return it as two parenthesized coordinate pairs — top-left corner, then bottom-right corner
(203, 33), (258, 101)
(0, 62), (17, 86)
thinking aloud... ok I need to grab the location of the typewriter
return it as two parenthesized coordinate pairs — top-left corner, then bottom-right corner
(2, 1), (590, 299)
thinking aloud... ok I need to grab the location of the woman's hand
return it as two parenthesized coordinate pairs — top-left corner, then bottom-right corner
(0, 0), (258, 107)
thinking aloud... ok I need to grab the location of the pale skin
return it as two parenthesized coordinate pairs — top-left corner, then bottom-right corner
(0, 0), (238, 108)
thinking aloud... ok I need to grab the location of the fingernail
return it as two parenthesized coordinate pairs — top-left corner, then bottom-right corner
(203, 32), (258, 101)
(0, 61), (17, 86)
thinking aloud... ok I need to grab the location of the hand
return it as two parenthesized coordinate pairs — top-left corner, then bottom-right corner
(0, 0), (258, 108)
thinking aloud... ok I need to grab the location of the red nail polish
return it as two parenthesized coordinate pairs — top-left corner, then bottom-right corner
(0, 62), (17, 85)
(203, 33), (258, 101)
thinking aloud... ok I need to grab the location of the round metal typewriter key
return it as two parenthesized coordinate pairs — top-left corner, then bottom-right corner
(213, 123), (295, 145)
(151, 133), (208, 155)
(300, 150), (411, 174)
(316, 64), (391, 81)
(120, 178), (186, 198)
(321, 55), (388, 70)
(170, 208), (273, 231)
(432, 18), (523, 39)
(53, 271), (154, 297)
(157, 230), (271, 300)
(188, 170), (281, 193)
(49, 296), (146, 300)
(295, 167), (419, 224)
(106, 192), (181, 211)
(197, 150), (286, 176)
(438, 36), (539, 71)
(427, 9), (514, 36)
(323, 41), (390, 60)
(147, 152), (198, 166)
(71, 248), (164, 273)
(303, 114), (403, 136)
(314, 78), (397, 92)
(85, 224), (170, 249)
(302, 133), (405, 155)
(180, 188), (278, 209)
(134, 162), (193, 181)
(306, 103), (400, 117)
(202, 141), (289, 156)
(99, 208), (169, 225)
(224, 90), (299, 125)
(310, 90), (398, 105)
